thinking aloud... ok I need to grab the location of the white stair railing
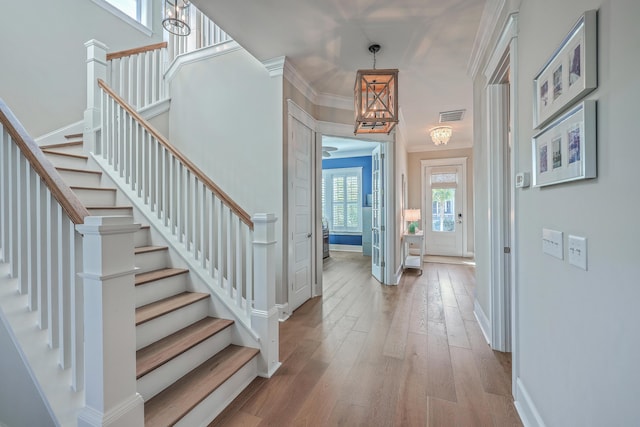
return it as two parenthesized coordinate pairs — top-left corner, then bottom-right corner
(97, 79), (255, 320)
(166, 5), (232, 63)
(0, 99), (88, 394)
(106, 42), (168, 110)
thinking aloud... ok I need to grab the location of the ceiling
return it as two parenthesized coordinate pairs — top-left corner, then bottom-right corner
(194, 0), (485, 152)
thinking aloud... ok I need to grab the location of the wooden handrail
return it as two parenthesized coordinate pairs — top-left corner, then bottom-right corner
(97, 79), (254, 229)
(106, 42), (168, 61)
(0, 99), (90, 224)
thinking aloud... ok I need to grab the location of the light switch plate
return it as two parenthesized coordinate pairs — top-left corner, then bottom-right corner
(568, 235), (587, 270)
(542, 228), (563, 259)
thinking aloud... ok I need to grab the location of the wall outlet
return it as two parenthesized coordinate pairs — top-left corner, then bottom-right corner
(542, 228), (563, 259)
(568, 235), (587, 270)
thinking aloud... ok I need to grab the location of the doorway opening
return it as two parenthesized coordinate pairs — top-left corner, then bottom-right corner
(320, 135), (384, 282)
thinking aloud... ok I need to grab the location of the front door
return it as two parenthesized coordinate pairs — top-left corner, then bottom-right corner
(289, 116), (313, 311)
(371, 144), (385, 282)
(424, 164), (464, 257)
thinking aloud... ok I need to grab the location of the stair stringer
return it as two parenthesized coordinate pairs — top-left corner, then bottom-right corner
(88, 153), (261, 351)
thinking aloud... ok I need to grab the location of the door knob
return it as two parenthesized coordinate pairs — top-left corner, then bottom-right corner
(307, 233), (312, 238)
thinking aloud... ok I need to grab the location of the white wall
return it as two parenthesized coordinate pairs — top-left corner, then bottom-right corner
(168, 47), (284, 299)
(0, 311), (54, 427)
(476, 0), (640, 425)
(0, 0), (162, 137)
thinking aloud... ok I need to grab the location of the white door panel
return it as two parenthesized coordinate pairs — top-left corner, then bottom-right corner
(424, 164), (464, 257)
(371, 145), (385, 282)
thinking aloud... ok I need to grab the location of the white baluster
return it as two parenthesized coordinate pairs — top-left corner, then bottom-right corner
(36, 178), (48, 329)
(58, 207), (71, 370)
(226, 206), (233, 298)
(17, 152), (28, 293)
(235, 217), (242, 308)
(71, 226), (83, 392)
(0, 128), (6, 262)
(216, 197), (223, 284)
(47, 192), (59, 349)
(26, 167), (38, 310)
(245, 227), (253, 316)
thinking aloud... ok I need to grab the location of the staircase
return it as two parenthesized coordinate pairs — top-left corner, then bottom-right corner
(40, 135), (260, 425)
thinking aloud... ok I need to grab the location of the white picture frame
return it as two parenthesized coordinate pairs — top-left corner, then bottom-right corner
(532, 100), (596, 187)
(533, 10), (597, 129)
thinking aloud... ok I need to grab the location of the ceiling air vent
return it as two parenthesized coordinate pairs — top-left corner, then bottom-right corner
(439, 109), (466, 123)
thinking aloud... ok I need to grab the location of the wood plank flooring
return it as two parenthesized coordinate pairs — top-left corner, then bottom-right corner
(210, 252), (522, 426)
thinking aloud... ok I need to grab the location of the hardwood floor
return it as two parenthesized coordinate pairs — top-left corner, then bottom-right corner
(210, 252), (522, 426)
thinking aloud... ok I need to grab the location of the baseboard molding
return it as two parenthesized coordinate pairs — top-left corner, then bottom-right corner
(474, 300), (492, 345)
(34, 120), (84, 145)
(329, 244), (362, 253)
(394, 265), (403, 285)
(276, 303), (290, 322)
(514, 377), (546, 427)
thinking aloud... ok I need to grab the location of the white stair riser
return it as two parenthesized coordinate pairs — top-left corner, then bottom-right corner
(56, 170), (102, 187)
(73, 188), (117, 206)
(136, 299), (209, 350)
(134, 228), (150, 248)
(135, 274), (188, 308)
(42, 145), (84, 155)
(135, 250), (168, 275)
(86, 207), (133, 216)
(137, 327), (232, 401)
(43, 154), (87, 169)
(175, 357), (257, 427)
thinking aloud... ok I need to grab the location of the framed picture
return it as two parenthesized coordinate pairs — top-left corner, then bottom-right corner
(533, 10), (597, 129)
(532, 100), (596, 187)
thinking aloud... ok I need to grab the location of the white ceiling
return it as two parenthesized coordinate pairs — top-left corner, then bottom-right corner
(193, 0), (485, 152)
(322, 135), (380, 159)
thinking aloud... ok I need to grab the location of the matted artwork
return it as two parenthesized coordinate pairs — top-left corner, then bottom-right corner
(532, 101), (596, 187)
(533, 10), (597, 129)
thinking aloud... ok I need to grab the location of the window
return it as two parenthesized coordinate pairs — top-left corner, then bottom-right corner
(92, 0), (152, 34)
(322, 167), (362, 233)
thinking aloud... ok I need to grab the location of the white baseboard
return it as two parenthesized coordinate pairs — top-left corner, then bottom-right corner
(329, 244), (362, 253)
(474, 299), (492, 345)
(34, 120), (84, 145)
(394, 265), (403, 284)
(514, 377), (546, 427)
(276, 303), (290, 322)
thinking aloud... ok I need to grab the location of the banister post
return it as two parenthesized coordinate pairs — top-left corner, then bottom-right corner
(251, 213), (281, 378)
(76, 216), (143, 427)
(84, 40), (109, 155)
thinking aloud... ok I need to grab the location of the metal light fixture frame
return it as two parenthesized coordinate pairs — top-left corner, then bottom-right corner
(354, 44), (399, 135)
(163, 0), (191, 36)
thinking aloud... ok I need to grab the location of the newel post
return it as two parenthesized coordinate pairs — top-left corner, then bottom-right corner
(76, 217), (143, 427)
(251, 213), (281, 377)
(83, 39), (108, 155)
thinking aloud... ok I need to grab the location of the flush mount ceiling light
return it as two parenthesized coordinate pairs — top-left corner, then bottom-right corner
(429, 126), (452, 146)
(163, 0), (191, 36)
(354, 44), (399, 135)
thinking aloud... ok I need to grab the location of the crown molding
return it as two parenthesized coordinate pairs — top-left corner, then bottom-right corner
(263, 56), (286, 77)
(316, 92), (353, 111)
(164, 40), (242, 83)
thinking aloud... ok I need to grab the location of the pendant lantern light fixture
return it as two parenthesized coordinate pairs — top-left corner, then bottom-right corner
(163, 0), (191, 36)
(354, 44), (399, 135)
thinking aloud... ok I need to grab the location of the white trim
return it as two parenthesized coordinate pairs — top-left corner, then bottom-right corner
(474, 299), (492, 345)
(78, 393), (144, 426)
(468, 0), (507, 78)
(394, 264), (403, 285)
(263, 56), (286, 77)
(138, 98), (171, 120)
(90, 0), (153, 37)
(420, 157), (469, 257)
(316, 93), (353, 111)
(316, 121), (393, 143)
(322, 167), (363, 234)
(164, 41), (242, 83)
(35, 120), (84, 146)
(283, 60), (318, 104)
(514, 377), (547, 427)
(282, 59), (354, 111)
(329, 244), (362, 253)
(287, 100), (316, 131)
(484, 14), (519, 80)
(276, 303), (291, 322)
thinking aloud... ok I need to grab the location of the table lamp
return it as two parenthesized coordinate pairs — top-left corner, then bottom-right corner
(404, 209), (421, 234)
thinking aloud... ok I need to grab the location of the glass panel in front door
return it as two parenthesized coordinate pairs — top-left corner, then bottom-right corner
(431, 188), (455, 232)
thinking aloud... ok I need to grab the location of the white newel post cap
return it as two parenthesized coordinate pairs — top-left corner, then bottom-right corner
(252, 213), (277, 244)
(84, 39), (109, 62)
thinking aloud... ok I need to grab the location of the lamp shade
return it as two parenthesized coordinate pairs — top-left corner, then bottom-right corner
(404, 209), (421, 222)
(163, 0), (191, 36)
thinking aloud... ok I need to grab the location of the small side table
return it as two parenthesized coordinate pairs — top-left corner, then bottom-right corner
(402, 231), (424, 274)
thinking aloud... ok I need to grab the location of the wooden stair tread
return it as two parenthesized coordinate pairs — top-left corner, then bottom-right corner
(136, 292), (209, 325)
(56, 167), (101, 175)
(64, 133), (83, 139)
(136, 317), (234, 379)
(40, 140), (83, 150)
(41, 149), (88, 159)
(136, 268), (188, 286)
(70, 186), (116, 191)
(144, 345), (258, 426)
(135, 245), (167, 255)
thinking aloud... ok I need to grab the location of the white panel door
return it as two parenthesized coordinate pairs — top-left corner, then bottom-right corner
(425, 165), (464, 256)
(371, 145), (384, 282)
(290, 116), (313, 311)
